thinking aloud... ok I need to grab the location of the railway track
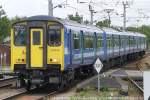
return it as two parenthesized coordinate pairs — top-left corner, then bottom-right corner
(128, 62), (144, 94)
(128, 78), (143, 93)
(0, 76), (27, 100)
(3, 87), (57, 100)
(12, 57), (146, 100)
(0, 76), (18, 88)
(1, 83), (59, 100)
(6, 74), (96, 100)
(2, 88), (27, 100)
(1, 52), (150, 100)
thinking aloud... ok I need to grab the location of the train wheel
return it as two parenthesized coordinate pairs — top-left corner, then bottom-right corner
(26, 80), (31, 91)
(36, 84), (40, 88)
(20, 76), (25, 87)
(57, 75), (66, 91)
(20, 79), (25, 87)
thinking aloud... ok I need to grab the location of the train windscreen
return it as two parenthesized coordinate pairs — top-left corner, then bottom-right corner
(48, 25), (61, 46)
(14, 24), (26, 46)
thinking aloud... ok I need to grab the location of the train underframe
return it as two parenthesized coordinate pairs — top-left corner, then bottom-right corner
(14, 51), (145, 90)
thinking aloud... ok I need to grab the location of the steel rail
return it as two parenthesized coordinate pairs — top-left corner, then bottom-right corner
(128, 77), (143, 93)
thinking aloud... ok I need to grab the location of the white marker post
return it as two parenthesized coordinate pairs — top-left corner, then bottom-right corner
(144, 71), (150, 100)
(94, 58), (103, 92)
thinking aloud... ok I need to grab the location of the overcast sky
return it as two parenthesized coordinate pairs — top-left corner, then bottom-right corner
(1, 0), (150, 27)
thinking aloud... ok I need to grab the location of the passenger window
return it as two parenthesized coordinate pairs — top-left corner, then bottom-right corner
(130, 37), (133, 46)
(133, 37), (136, 46)
(73, 31), (80, 49)
(89, 35), (93, 48)
(110, 37), (112, 48)
(97, 34), (102, 48)
(114, 36), (118, 47)
(107, 36), (111, 48)
(48, 25), (61, 46)
(33, 31), (41, 45)
(84, 33), (89, 49)
(121, 37), (124, 48)
(128, 37), (130, 46)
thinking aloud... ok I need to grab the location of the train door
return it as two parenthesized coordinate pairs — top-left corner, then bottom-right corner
(69, 29), (73, 64)
(30, 28), (43, 68)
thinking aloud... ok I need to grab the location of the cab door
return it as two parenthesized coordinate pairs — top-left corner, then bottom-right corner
(30, 28), (43, 68)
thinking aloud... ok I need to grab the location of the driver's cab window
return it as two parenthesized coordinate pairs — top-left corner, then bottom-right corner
(48, 24), (61, 46)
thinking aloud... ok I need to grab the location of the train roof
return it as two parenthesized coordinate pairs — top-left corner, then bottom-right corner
(13, 15), (103, 33)
(102, 27), (146, 37)
(124, 31), (146, 37)
(14, 15), (146, 38)
(63, 20), (103, 33)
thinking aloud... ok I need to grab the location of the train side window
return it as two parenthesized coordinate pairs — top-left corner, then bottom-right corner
(89, 34), (93, 48)
(48, 25), (61, 46)
(114, 36), (119, 47)
(133, 37), (136, 46)
(132, 36), (135, 46)
(120, 36), (123, 48)
(140, 37), (142, 45)
(132, 37), (134, 46)
(73, 31), (80, 50)
(112, 35), (114, 48)
(122, 36), (125, 47)
(110, 37), (112, 48)
(129, 36), (132, 46)
(128, 36), (130, 46)
(142, 38), (144, 45)
(117, 36), (120, 47)
(107, 36), (112, 48)
(97, 34), (102, 48)
(14, 25), (26, 46)
(107, 36), (109, 48)
(84, 33), (89, 49)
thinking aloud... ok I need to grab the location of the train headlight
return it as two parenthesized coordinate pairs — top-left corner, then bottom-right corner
(53, 59), (57, 62)
(50, 58), (58, 63)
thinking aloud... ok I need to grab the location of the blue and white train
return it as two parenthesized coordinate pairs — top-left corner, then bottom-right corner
(11, 15), (147, 90)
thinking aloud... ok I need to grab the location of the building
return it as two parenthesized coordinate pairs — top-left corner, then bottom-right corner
(0, 44), (10, 66)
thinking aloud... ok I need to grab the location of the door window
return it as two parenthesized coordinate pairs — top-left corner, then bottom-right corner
(33, 31), (41, 45)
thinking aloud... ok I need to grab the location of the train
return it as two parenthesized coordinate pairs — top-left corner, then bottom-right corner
(11, 15), (147, 90)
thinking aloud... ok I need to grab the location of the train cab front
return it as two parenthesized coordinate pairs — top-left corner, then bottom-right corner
(11, 17), (64, 90)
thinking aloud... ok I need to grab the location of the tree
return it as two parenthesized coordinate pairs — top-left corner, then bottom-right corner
(68, 12), (83, 23)
(96, 19), (110, 27)
(0, 16), (11, 43)
(11, 16), (27, 24)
